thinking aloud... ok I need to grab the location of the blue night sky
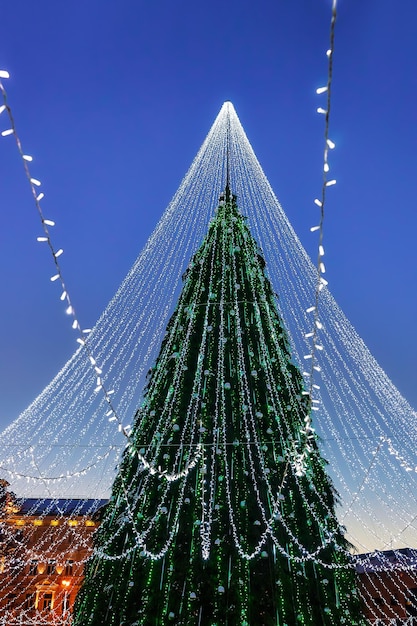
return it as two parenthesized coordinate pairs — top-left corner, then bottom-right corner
(0, 0), (416, 430)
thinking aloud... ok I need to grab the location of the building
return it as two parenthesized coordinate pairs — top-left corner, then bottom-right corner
(356, 549), (417, 625)
(0, 484), (107, 625)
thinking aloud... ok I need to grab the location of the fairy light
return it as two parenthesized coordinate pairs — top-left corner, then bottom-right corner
(0, 72), (131, 448)
(301, 0), (338, 458)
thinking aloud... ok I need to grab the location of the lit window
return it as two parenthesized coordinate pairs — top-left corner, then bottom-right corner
(41, 592), (53, 611)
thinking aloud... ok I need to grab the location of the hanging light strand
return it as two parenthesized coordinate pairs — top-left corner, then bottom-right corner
(0, 72), (130, 441)
(302, 0), (338, 454)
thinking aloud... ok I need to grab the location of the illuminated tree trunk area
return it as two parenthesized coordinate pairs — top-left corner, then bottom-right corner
(74, 190), (363, 625)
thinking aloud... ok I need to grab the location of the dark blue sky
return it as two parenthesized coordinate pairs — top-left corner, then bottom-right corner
(0, 0), (416, 429)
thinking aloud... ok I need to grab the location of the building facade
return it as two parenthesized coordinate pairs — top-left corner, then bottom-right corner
(0, 485), (106, 625)
(356, 549), (417, 625)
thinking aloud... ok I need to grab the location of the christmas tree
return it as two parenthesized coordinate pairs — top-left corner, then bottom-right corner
(74, 185), (363, 625)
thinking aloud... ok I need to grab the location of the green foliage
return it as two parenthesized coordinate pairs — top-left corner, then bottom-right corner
(74, 191), (364, 625)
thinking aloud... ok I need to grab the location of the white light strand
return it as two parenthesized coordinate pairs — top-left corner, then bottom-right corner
(302, 0), (338, 458)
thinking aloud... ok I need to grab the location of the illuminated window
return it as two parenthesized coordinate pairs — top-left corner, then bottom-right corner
(68, 520), (78, 527)
(50, 519), (59, 526)
(40, 592), (53, 611)
(64, 559), (74, 576)
(46, 559), (56, 575)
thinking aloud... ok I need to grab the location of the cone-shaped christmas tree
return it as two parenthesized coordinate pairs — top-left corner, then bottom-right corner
(74, 186), (363, 625)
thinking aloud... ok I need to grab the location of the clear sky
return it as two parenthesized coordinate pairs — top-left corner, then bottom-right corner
(0, 0), (416, 431)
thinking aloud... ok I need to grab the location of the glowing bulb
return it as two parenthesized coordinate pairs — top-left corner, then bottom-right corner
(327, 139), (336, 149)
(304, 354), (313, 360)
(324, 163), (330, 173)
(66, 305), (73, 315)
(37, 236), (48, 242)
(0, 105), (6, 114)
(60, 291), (67, 301)
(316, 86), (328, 94)
(30, 178), (41, 186)
(305, 332), (314, 338)
(306, 306), (315, 313)
(1, 129), (14, 136)
(54, 248), (64, 258)
(0, 70), (10, 78)
(320, 262), (326, 273)
(326, 179), (337, 186)
(108, 416), (117, 422)
(36, 192), (44, 201)
(72, 320), (78, 330)
(326, 49), (332, 57)
(89, 356), (96, 365)
(319, 245), (325, 256)
(310, 226), (320, 232)
(50, 274), (60, 282)
(43, 219), (55, 226)
(314, 198), (322, 207)
(316, 108), (327, 115)
(22, 154), (33, 161)
(76, 338), (85, 345)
